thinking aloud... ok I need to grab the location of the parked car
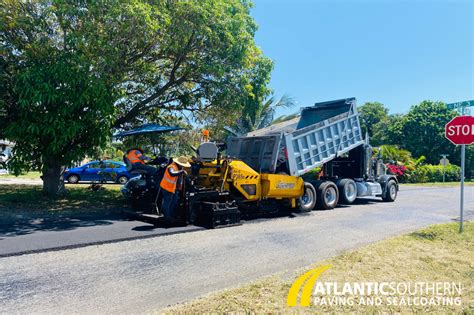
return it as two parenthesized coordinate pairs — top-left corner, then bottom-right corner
(64, 160), (137, 184)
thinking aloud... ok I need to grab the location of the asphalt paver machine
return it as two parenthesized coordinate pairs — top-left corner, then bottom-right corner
(120, 98), (398, 228)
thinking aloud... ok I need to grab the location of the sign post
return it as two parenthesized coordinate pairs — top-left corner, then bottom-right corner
(445, 115), (474, 233)
(440, 155), (449, 183)
(460, 145), (465, 232)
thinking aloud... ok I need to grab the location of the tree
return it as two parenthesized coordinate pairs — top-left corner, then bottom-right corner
(371, 113), (405, 146)
(358, 102), (389, 138)
(195, 52), (274, 139)
(111, 0), (272, 129)
(272, 112), (300, 124)
(399, 101), (456, 164)
(1, 0), (270, 195)
(376, 145), (413, 164)
(1, 1), (124, 194)
(226, 94), (295, 136)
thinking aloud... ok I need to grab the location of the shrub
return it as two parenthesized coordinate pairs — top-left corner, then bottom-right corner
(301, 167), (322, 180)
(376, 145), (413, 164)
(386, 164), (408, 177)
(405, 164), (461, 183)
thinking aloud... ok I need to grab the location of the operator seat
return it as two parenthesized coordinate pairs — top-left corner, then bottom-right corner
(123, 156), (149, 175)
(197, 142), (218, 162)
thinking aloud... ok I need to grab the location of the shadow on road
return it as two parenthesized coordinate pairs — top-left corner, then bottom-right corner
(0, 198), (386, 238)
(351, 198), (382, 205)
(132, 225), (159, 231)
(0, 211), (126, 237)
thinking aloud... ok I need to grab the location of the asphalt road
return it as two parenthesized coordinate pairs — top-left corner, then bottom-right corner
(0, 186), (472, 313)
(0, 219), (204, 257)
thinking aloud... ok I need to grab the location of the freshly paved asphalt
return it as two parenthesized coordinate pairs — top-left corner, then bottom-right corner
(0, 185), (472, 313)
(0, 219), (204, 257)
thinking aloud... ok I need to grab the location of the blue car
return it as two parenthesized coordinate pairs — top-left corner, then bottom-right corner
(64, 160), (137, 184)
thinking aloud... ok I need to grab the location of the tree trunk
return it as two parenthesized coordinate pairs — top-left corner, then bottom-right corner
(42, 158), (67, 196)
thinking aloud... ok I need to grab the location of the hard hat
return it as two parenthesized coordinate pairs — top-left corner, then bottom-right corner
(173, 156), (191, 168)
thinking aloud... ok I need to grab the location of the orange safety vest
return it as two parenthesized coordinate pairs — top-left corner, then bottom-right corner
(127, 150), (144, 164)
(160, 162), (181, 193)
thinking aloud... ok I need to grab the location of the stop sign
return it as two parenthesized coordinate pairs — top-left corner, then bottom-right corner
(445, 116), (474, 145)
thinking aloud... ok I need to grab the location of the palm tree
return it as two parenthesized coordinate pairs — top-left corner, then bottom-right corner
(226, 94), (295, 136)
(377, 145), (413, 164)
(271, 112), (300, 124)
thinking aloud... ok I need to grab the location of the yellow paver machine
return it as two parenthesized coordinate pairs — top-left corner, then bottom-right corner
(122, 98), (398, 228)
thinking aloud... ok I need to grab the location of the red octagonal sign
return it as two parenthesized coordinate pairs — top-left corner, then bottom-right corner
(445, 116), (474, 145)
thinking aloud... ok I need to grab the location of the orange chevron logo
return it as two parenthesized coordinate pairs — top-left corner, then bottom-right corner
(286, 265), (332, 307)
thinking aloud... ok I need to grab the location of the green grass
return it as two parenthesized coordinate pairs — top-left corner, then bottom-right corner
(0, 184), (123, 215)
(401, 181), (474, 187)
(162, 222), (474, 314)
(0, 171), (42, 180)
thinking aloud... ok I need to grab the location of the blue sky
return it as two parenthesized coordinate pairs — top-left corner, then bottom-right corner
(251, 0), (473, 117)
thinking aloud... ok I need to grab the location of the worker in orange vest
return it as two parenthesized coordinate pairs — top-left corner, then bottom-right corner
(126, 148), (157, 175)
(160, 156), (190, 221)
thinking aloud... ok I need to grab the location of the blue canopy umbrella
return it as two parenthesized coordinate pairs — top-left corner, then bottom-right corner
(113, 124), (183, 138)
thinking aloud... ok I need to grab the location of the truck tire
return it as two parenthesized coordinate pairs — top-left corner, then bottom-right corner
(316, 181), (339, 210)
(382, 180), (397, 202)
(297, 182), (316, 212)
(337, 178), (357, 204)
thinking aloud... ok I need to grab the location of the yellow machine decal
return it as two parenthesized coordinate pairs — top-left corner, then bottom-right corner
(194, 159), (304, 205)
(229, 160), (261, 200)
(260, 174), (304, 199)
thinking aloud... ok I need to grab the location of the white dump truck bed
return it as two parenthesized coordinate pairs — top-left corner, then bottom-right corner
(227, 98), (365, 176)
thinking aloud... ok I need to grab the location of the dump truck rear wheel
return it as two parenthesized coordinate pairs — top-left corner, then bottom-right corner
(337, 178), (357, 204)
(382, 180), (397, 202)
(316, 181), (339, 210)
(297, 182), (316, 212)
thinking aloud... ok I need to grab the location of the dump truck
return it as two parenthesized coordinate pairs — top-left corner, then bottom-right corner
(122, 97), (398, 227)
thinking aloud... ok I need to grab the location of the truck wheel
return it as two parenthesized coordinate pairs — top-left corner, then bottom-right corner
(382, 180), (397, 202)
(337, 179), (357, 204)
(297, 182), (316, 212)
(316, 181), (339, 210)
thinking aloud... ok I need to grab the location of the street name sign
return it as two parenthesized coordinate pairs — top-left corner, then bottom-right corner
(446, 100), (474, 110)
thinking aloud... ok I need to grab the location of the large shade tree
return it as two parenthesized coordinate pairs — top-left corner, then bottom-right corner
(1, 0), (271, 195)
(358, 101), (389, 138)
(222, 53), (294, 136)
(399, 101), (456, 165)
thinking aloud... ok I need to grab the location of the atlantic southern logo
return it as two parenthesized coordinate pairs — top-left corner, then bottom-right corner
(287, 265), (332, 307)
(287, 265), (463, 308)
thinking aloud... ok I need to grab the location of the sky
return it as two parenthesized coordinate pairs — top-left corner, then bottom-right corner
(251, 0), (473, 117)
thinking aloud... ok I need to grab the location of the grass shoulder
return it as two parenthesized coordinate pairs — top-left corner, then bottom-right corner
(0, 184), (124, 219)
(162, 222), (473, 314)
(401, 181), (474, 187)
(0, 171), (42, 180)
